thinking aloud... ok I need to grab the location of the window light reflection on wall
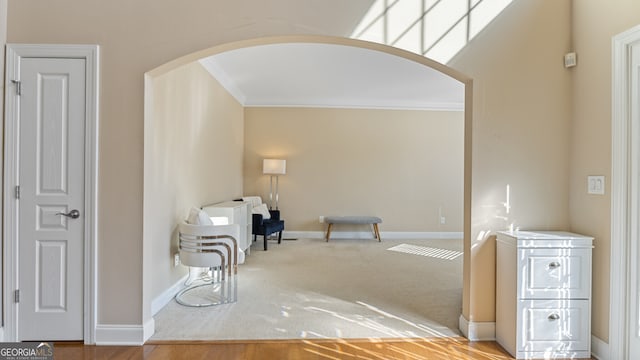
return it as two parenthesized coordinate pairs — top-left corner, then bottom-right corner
(351, 0), (515, 64)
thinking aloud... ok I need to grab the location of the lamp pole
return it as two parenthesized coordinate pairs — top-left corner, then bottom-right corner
(263, 159), (286, 210)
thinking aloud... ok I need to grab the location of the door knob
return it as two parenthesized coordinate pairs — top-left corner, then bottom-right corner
(56, 209), (80, 219)
(548, 261), (561, 269)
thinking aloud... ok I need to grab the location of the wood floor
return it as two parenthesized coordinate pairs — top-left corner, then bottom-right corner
(54, 338), (515, 359)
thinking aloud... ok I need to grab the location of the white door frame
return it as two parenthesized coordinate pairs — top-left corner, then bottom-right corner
(611, 24), (640, 359)
(3, 44), (99, 343)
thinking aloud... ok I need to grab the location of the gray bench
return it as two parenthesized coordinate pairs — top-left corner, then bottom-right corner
(324, 216), (382, 242)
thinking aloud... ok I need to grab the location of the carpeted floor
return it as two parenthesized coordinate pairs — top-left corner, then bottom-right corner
(151, 237), (463, 341)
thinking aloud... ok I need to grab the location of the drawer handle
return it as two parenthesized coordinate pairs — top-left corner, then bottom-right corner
(548, 261), (561, 269)
(548, 313), (560, 320)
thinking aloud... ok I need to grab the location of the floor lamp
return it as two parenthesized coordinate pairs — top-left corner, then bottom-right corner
(263, 159), (286, 210)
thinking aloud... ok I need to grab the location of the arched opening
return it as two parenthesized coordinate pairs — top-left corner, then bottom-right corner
(143, 35), (472, 340)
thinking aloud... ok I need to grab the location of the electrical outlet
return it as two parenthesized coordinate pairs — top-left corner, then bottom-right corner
(319, 216), (324, 223)
(440, 216), (446, 225)
(587, 175), (605, 195)
(564, 52), (577, 68)
(173, 253), (180, 267)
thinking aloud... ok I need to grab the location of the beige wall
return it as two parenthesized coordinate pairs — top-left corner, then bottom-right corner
(244, 107), (464, 233)
(144, 62), (244, 305)
(0, 0), (5, 111)
(6, 0), (633, 345)
(571, 0), (640, 342)
(449, 0), (573, 324)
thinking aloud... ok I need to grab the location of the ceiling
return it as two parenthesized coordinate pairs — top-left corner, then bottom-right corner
(199, 43), (464, 111)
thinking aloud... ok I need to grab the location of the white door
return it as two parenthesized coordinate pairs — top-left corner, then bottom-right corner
(630, 39), (640, 359)
(17, 57), (86, 340)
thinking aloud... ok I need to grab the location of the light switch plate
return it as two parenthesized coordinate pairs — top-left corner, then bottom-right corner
(587, 175), (605, 195)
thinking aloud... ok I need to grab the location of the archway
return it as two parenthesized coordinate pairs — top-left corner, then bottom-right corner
(142, 35), (473, 340)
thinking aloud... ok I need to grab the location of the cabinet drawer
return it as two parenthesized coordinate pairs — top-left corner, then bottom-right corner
(518, 248), (591, 298)
(517, 299), (590, 353)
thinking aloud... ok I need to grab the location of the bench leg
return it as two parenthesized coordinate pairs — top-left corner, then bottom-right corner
(325, 223), (333, 242)
(373, 224), (381, 242)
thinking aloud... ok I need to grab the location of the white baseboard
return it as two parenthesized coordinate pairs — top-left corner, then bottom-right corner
(95, 319), (155, 345)
(458, 314), (495, 341)
(151, 274), (188, 316)
(283, 231), (325, 239)
(591, 335), (608, 360)
(283, 230), (463, 240)
(143, 318), (155, 343)
(384, 232), (463, 239)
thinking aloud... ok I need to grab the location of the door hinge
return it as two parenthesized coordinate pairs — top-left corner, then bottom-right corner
(14, 289), (19, 303)
(15, 185), (20, 199)
(11, 80), (21, 96)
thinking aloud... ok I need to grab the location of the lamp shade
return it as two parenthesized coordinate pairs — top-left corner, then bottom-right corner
(263, 159), (286, 175)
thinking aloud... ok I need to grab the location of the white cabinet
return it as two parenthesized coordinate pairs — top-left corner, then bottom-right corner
(496, 231), (593, 359)
(202, 201), (252, 253)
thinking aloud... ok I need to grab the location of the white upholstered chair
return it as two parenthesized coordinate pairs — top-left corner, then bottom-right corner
(175, 208), (241, 307)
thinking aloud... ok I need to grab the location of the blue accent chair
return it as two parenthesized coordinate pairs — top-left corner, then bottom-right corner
(252, 210), (285, 250)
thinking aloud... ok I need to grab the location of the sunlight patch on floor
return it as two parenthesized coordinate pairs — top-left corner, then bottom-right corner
(301, 300), (453, 340)
(387, 243), (462, 260)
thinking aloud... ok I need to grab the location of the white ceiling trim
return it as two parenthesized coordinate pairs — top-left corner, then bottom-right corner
(199, 57), (247, 105)
(243, 102), (464, 111)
